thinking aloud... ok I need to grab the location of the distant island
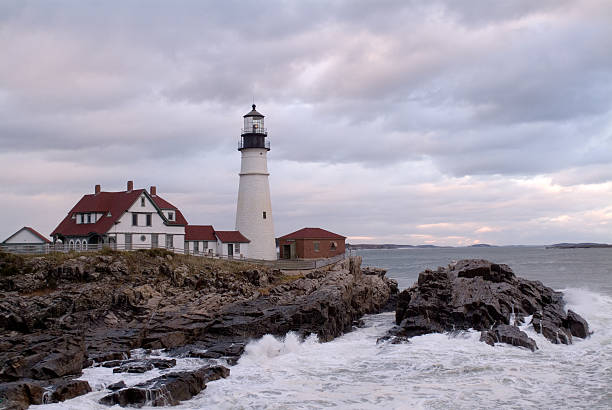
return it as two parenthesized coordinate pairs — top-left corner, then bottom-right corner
(348, 243), (612, 250)
(347, 244), (443, 250)
(347, 243), (500, 250)
(546, 243), (612, 249)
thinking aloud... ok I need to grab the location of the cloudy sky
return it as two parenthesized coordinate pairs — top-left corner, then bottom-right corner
(1, 0), (612, 246)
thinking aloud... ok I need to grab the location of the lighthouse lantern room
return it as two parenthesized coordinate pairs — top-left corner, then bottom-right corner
(235, 104), (276, 260)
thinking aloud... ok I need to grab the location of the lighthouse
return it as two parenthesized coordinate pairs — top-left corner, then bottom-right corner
(235, 104), (277, 260)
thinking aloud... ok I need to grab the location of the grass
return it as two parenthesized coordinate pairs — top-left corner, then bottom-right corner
(257, 272), (305, 295)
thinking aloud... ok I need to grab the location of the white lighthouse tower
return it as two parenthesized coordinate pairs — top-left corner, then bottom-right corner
(235, 104), (277, 260)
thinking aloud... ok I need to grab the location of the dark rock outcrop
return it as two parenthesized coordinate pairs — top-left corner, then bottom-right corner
(99, 365), (230, 407)
(389, 259), (590, 349)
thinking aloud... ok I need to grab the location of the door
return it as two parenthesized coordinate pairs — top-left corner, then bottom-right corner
(282, 245), (291, 259)
(151, 234), (158, 249)
(125, 234), (132, 250)
(228, 243), (234, 258)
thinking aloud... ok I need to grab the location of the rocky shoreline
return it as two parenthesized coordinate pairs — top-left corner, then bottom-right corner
(0, 252), (591, 409)
(0, 250), (397, 409)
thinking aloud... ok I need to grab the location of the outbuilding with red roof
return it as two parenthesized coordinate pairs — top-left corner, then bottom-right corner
(1, 226), (51, 254)
(278, 227), (345, 259)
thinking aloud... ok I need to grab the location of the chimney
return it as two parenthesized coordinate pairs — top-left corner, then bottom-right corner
(150, 186), (157, 197)
(95, 184), (101, 195)
(127, 180), (133, 192)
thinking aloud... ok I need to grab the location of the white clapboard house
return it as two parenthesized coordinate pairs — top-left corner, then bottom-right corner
(50, 181), (250, 257)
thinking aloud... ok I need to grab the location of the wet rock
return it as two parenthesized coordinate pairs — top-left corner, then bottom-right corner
(389, 259), (590, 347)
(90, 351), (130, 364)
(0, 382), (44, 410)
(480, 324), (538, 351)
(49, 380), (92, 403)
(99, 365), (230, 407)
(564, 310), (590, 339)
(30, 335), (86, 380)
(111, 358), (176, 373)
(107, 381), (126, 391)
(113, 362), (153, 374)
(376, 327), (411, 345)
(186, 342), (246, 363)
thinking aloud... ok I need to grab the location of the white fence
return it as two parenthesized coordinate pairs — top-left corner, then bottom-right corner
(0, 243), (346, 270)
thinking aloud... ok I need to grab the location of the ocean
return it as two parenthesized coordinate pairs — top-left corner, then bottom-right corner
(36, 247), (612, 409)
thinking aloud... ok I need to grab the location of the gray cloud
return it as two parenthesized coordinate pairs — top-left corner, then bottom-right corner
(1, 0), (611, 244)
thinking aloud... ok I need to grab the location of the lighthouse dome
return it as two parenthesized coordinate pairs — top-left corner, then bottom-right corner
(244, 104), (264, 118)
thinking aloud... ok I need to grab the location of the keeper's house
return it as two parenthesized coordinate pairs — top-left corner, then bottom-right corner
(278, 228), (345, 259)
(50, 181), (251, 257)
(51, 181), (187, 251)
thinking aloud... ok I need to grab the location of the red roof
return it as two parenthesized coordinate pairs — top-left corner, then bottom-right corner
(24, 227), (51, 243)
(51, 189), (187, 238)
(185, 225), (216, 241)
(215, 231), (250, 243)
(150, 195), (188, 225)
(278, 227), (346, 240)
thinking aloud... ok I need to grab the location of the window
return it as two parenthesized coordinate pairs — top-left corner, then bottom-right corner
(330, 241), (337, 250)
(141, 197), (145, 207)
(168, 212), (174, 221)
(87, 214), (91, 224)
(132, 213), (138, 226)
(146, 214), (152, 226)
(314, 241), (320, 252)
(235, 243), (240, 253)
(203, 241), (208, 249)
(140, 235), (146, 242)
(166, 234), (173, 249)
(263, 211), (267, 219)
(194, 241), (199, 252)
(76, 214), (82, 224)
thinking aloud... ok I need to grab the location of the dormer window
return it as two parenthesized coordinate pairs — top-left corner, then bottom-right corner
(86, 213), (91, 224)
(141, 197), (145, 207)
(168, 212), (174, 221)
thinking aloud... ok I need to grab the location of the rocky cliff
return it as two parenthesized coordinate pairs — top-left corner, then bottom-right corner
(0, 250), (396, 409)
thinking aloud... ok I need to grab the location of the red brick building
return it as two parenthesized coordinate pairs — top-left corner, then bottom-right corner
(278, 228), (346, 259)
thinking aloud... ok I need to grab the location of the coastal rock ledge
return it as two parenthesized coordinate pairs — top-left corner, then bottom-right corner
(0, 250), (397, 409)
(383, 259), (590, 350)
